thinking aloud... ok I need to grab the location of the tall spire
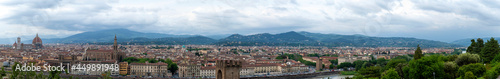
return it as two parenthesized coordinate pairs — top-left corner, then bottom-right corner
(113, 34), (118, 51)
(36, 33), (38, 37)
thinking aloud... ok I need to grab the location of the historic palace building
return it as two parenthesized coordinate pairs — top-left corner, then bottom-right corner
(129, 62), (170, 77)
(83, 35), (126, 62)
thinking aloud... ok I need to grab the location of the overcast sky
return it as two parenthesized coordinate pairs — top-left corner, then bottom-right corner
(0, 0), (499, 43)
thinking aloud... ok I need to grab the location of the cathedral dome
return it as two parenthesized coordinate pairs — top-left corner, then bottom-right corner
(13, 41), (17, 46)
(32, 33), (42, 44)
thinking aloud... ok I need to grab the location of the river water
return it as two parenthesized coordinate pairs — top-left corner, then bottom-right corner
(305, 74), (353, 79)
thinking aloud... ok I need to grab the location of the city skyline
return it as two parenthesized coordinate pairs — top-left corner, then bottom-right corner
(0, 0), (499, 43)
(1, 0), (500, 79)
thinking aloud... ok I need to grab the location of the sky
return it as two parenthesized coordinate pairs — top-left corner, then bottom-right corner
(0, 0), (499, 43)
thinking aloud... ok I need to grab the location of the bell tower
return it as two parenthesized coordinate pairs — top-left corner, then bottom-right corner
(113, 34), (125, 62)
(113, 34), (118, 51)
(17, 37), (21, 49)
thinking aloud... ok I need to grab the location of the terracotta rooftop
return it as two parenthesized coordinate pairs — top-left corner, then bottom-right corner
(201, 66), (216, 70)
(86, 50), (114, 52)
(130, 62), (168, 66)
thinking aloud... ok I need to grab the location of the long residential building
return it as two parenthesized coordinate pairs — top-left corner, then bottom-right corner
(129, 62), (170, 77)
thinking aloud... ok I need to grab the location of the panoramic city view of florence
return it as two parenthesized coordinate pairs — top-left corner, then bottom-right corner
(0, 0), (500, 79)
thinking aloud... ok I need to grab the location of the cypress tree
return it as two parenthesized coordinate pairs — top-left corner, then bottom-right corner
(480, 37), (500, 63)
(475, 38), (484, 54)
(414, 45), (423, 60)
(466, 39), (476, 53)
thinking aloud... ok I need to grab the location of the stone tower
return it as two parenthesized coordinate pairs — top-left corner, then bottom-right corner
(316, 58), (323, 71)
(113, 34), (125, 62)
(113, 34), (118, 52)
(216, 60), (242, 79)
(16, 37), (21, 49)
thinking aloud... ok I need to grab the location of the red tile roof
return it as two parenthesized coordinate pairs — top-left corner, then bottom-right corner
(130, 62), (168, 66)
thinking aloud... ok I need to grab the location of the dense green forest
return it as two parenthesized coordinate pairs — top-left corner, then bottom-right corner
(336, 38), (500, 79)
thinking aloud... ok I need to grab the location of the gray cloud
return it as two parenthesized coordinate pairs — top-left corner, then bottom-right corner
(0, 0), (499, 43)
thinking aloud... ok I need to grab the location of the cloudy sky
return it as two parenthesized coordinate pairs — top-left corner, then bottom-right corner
(0, 0), (499, 43)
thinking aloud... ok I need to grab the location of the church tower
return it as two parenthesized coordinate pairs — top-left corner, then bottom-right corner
(17, 37), (21, 49)
(113, 34), (118, 51)
(113, 34), (125, 62)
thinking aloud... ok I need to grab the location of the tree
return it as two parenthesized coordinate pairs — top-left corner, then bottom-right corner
(322, 64), (326, 69)
(123, 57), (139, 63)
(329, 59), (338, 65)
(48, 70), (61, 79)
(382, 68), (400, 79)
(403, 55), (446, 79)
(451, 49), (463, 55)
(307, 53), (321, 57)
(467, 39), (476, 53)
(164, 58), (174, 64)
(458, 63), (485, 78)
(455, 53), (480, 66)
(361, 62), (374, 69)
(483, 65), (500, 79)
(480, 38), (500, 63)
(275, 56), (284, 59)
(353, 60), (367, 71)
(358, 66), (381, 78)
(168, 63), (179, 76)
(329, 64), (335, 69)
(446, 55), (458, 62)
(103, 71), (112, 79)
(370, 55), (376, 61)
(195, 52), (201, 56)
(464, 71), (476, 79)
(475, 38), (485, 54)
(493, 53), (500, 63)
(159, 59), (166, 63)
(337, 62), (354, 69)
(0, 67), (5, 79)
(36, 72), (44, 79)
(395, 63), (408, 78)
(384, 59), (406, 70)
(444, 62), (459, 79)
(11, 62), (20, 78)
(414, 45), (423, 60)
(393, 55), (411, 61)
(376, 58), (388, 67)
(148, 59), (158, 63)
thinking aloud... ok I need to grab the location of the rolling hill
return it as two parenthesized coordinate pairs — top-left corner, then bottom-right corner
(22, 29), (464, 47)
(297, 32), (463, 47)
(215, 31), (320, 46)
(41, 29), (197, 43)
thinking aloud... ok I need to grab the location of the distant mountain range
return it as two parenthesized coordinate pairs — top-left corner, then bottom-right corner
(450, 37), (500, 46)
(298, 32), (463, 47)
(215, 31), (320, 46)
(215, 31), (462, 47)
(41, 29), (198, 43)
(18, 29), (466, 47)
